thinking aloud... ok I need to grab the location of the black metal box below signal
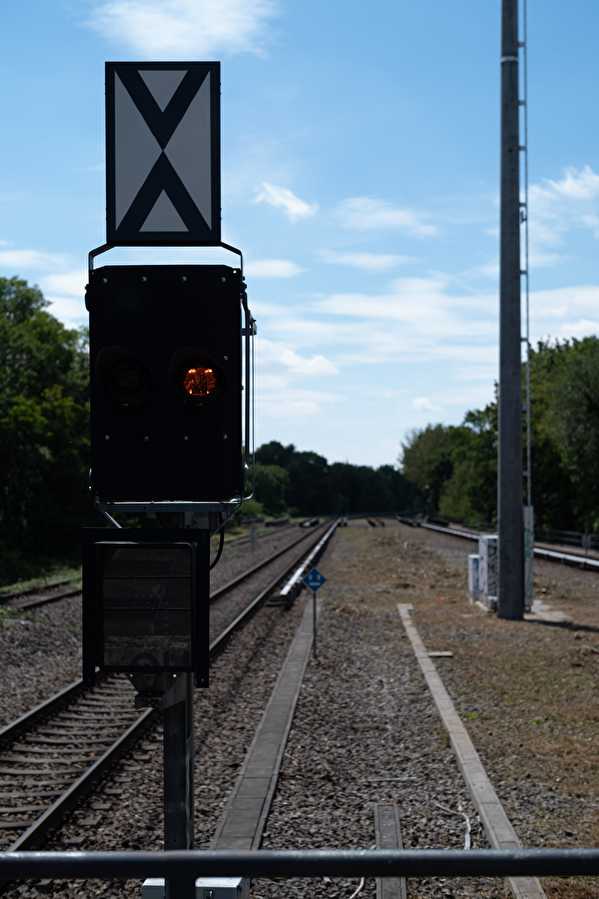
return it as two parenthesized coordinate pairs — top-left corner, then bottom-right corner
(82, 529), (211, 688)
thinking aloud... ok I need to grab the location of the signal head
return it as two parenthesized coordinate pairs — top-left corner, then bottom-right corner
(183, 366), (218, 399)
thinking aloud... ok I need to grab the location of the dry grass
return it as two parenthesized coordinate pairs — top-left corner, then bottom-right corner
(333, 523), (599, 898)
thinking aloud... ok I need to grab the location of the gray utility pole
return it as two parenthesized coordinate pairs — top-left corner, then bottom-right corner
(498, 0), (525, 619)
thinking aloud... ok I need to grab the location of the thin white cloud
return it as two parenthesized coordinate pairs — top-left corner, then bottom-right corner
(263, 311), (498, 370)
(531, 284), (599, 343)
(45, 295), (87, 327)
(319, 249), (414, 271)
(530, 250), (566, 268)
(257, 336), (338, 376)
(0, 248), (67, 270)
(256, 335), (339, 419)
(316, 276), (495, 339)
(554, 318), (599, 339)
(259, 386), (339, 418)
(298, 278), (599, 365)
(470, 259), (499, 279)
(530, 165), (599, 253)
(541, 165), (599, 201)
(412, 396), (439, 412)
(38, 270), (88, 325)
(415, 385), (498, 411)
(42, 270), (87, 298)
(454, 364), (497, 383)
(86, 0), (278, 56)
(580, 212), (599, 239)
(467, 249), (563, 282)
(250, 300), (283, 318)
(245, 258), (304, 278)
(485, 226), (500, 239)
(254, 182), (318, 222)
(337, 196), (437, 236)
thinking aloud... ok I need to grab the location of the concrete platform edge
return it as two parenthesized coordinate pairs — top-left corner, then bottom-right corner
(397, 603), (546, 899)
(211, 595), (319, 851)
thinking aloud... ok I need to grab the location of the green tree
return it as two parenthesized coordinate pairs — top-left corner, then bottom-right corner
(0, 276), (90, 575)
(400, 424), (466, 514)
(543, 337), (599, 530)
(287, 450), (330, 515)
(526, 340), (574, 530)
(252, 463), (289, 515)
(399, 339), (599, 532)
(439, 404), (497, 526)
(253, 444), (414, 516)
(255, 440), (296, 469)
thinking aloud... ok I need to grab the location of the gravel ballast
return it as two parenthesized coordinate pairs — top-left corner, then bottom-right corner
(0, 596), (82, 730)
(259, 522), (506, 899)
(6, 594), (308, 898)
(5, 520), (595, 898)
(0, 526), (313, 731)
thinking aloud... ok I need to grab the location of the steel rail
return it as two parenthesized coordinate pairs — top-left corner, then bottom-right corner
(4, 585), (82, 612)
(8, 709), (156, 851)
(0, 525), (329, 748)
(220, 521), (295, 549)
(0, 521), (338, 861)
(211, 521), (330, 602)
(279, 520), (337, 598)
(416, 520), (599, 572)
(213, 521), (337, 651)
(0, 578), (79, 604)
(0, 678), (92, 748)
(533, 545), (599, 570)
(4, 524), (314, 613)
(0, 527), (293, 607)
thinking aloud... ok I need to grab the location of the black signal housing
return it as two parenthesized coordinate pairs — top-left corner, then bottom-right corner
(86, 264), (243, 502)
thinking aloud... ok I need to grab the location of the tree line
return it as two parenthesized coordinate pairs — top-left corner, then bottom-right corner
(0, 276), (419, 582)
(4, 273), (596, 581)
(401, 336), (599, 533)
(250, 442), (418, 518)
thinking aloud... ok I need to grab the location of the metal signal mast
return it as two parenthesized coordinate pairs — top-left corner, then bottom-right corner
(498, 0), (525, 619)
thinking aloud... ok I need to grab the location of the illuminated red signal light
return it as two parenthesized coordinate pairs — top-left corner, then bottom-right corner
(183, 366), (218, 398)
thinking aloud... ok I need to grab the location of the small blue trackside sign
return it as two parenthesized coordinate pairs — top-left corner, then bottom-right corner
(303, 568), (326, 592)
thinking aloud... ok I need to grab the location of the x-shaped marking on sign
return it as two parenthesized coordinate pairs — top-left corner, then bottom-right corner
(112, 65), (213, 239)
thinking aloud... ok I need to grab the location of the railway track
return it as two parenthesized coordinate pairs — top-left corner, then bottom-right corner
(0, 521), (337, 857)
(408, 518), (599, 572)
(0, 578), (81, 607)
(1, 523), (303, 612)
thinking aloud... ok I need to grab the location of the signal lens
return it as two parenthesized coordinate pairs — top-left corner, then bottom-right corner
(114, 362), (143, 395)
(102, 355), (148, 410)
(183, 366), (218, 398)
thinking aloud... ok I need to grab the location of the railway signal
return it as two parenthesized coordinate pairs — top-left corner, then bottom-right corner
(86, 263), (244, 503)
(83, 58), (255, 867)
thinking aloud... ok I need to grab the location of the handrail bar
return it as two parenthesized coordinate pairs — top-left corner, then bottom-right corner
(1, 848), (599, 881)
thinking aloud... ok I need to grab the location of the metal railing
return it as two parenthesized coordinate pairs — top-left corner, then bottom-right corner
(536, 528), (599, 552)
(422, 517), (599, 554)
(1, 848), (599, 897)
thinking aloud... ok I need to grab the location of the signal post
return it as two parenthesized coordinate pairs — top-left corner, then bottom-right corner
(498, 0), (524, 619)
(82, 61), (254, 897)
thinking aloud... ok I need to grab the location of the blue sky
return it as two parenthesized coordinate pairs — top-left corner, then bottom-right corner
(2, 1), (599, 467)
